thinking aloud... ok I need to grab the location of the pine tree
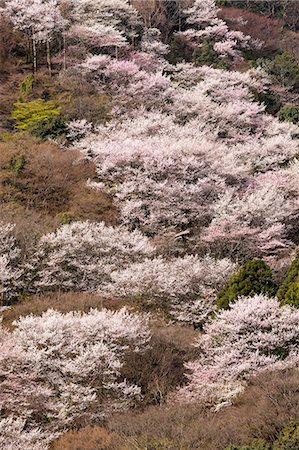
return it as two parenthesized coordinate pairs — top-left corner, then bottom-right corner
(277, 252), (299, 307)
(217, 258), (277, 310)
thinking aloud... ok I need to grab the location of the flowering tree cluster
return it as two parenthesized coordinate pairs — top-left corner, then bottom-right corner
(4, 0), (299, 428)
(0, 308), (150, 440)
(101, 255), (236, 324)
(0, 223), (23, 303)
(176, 0), (259, 63)
(68, 54), (174, 116)
(67, 0), (140, 56)
(2, 0), (66, 43)
(0, 217), (239, 327)
(31, 221), (154, 292)
(75, 62), (299, 258)
(178, 295), (299, 409)
(2, 0), (67, 72)
(0, 417), (55, 450)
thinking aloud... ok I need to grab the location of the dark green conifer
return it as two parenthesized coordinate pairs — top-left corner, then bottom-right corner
(217, 258), (277, 310)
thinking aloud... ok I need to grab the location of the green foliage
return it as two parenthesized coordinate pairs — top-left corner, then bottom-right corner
(57, 212), (73, 225)
(12, 99), (61, 131)
(19, 75), (34, 100)
(278, 104), (299, 124)
(274, 421), (299, 450)
(280, 277), (299, 308)
(254, 91), (281, 115)
(193, 40), (228, 69)
(168, 36), (193, 65)
(227, 421), (299, 450)
(29, 116), (67, 139)
(223, 1), (289, 19)
(272, 345), (290, 359)
(277, 253), (299, 307)
(8, 154), (27, 175)
(242, 47), (262, 65)
(225, 441), (271, 450)
(217, 259), (277, 310)
(261, 52), (299, 91)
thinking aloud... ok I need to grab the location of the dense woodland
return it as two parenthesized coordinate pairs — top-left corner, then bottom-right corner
(3, 0), (299, 449)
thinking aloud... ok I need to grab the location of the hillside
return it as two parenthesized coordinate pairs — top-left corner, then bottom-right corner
(2, 1), (299, 449)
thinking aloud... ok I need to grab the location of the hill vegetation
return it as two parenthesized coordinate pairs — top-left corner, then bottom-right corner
(2, 0), (299, 448)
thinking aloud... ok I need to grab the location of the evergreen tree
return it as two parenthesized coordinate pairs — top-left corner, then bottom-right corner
(277, 253), (299, 307)
(217, 258), (277, 310)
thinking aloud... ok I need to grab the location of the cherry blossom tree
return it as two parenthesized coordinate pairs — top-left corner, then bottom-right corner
(101, 255), (236, 324)
(70, 54), (175, 116)
(176, 0), (256, 63)
(0, 417), (55, 450)
(178, 295), (299, 408)
(30, 221), (154, 292)
(68, 23), (127, 55)
(3, 0), (67, 73)
(141, 27), (169, 58)
(0, 308), (150, 431)
(0, 223), (23, 303)
(68, 0), (140, 57)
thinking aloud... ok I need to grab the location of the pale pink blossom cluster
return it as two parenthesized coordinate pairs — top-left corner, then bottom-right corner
(100, 255), (236, 324)
(71, 54), (175, 116)
(0, 308), (150, 439)
(176, 0), (258, 61)
(68, 0), (140, 49)
(141, 27), (169, 57)
(178, 295), (299, 408)
(31, 221), (155, 291)
(68, 23), (127, 50)
(0, 417), (56, 450)
(0, 223), (23, 302)
(76, 77), (299, 255)
(2, 0), (66, 42)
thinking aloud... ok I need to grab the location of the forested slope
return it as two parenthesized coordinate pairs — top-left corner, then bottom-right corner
(2, 1), (299, 449)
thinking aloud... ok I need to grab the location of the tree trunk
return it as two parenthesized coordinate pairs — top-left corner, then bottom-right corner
(63, 32), (66, 71)
(178, 0), (182, 32)
(46, 40), (52, 76)
(32, 38), (37, 74)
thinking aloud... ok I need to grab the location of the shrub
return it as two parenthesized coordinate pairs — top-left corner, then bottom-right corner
(193, 40), (228, 68)
(11, 99), (61, 131)
(277, 253), (299, 307)
(279, 277), (299, 308)
(274, 421), (299, 450)
(121, 323), (197, 406)
(254, 91), (281, 115)
(19, 74), (34, 100)
(57, 211), (73, 225)
(263, 52), (299, 91)
(8, 154), (26, 175)
(51, 426), (117, 450)
(227, 421), (299, 450)
(108, 369), (299, 450)
(0, 135), (116, 222)
(217, 259), (277, 310)
(29, 116), (67, 139)
(278, 104), (299, 124)
(225, 442), (270, 450)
